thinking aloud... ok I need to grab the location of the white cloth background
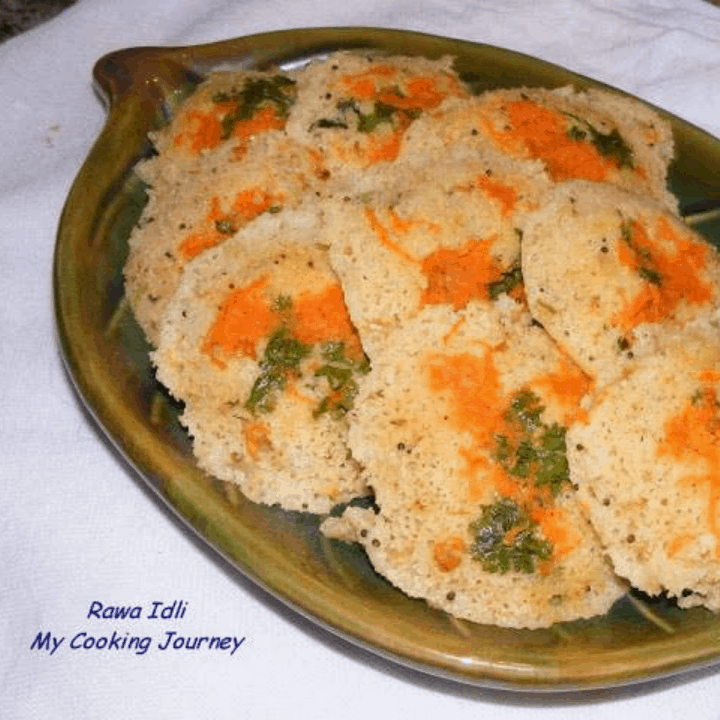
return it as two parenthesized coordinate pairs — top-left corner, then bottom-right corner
(3, 0), (720, 717)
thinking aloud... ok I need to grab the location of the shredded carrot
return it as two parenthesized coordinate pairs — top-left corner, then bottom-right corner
(338, 69), (467, 166)
(529, 505), (578, 562)
(363, 207), (418, 264)
(612, 217), (713, 332)
(232, 188), (276, 221)
(293, 283), (363, 358)
(427, 350), (506, 449)
(441, 316), (467, 345)
(202, 275), (278, 364)
(173, 109), (224, 153)
(244, 421), (272, 459)
(342, 66), (399, 99)
(483, 100), (618, 182)
(531, 354), (592, 425)
(657, 382), (720, 554)
(433, 536), (466, 572)
(179, 197), (225, 259)
(388, 209), (440, 236)
(173, 103), (286, 156)
(474, 175), (518, 216)
(231, 105), (285, 142)
(421, 238), (502, 310)
(427, 348), (583, 562)
(179, 188), (280, 260)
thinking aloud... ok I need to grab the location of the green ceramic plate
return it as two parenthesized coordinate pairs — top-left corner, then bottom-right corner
(54, 27), (720, 691)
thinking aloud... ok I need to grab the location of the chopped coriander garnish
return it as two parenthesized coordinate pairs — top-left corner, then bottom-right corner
(469, 498), (553, 574)
(245, 327), (310, 414)
(315, 97), (422, 135)
(565, 113), (634, 169)
(495, 390), (570, 496)
(506, 389), (545, 433)
(214, 219), (236, 235)
(356, 101), (399, 133)
(271, 294), (293, 313)
(621, 219), (664, 287)
(314, 118), (349, 129)
(217, 75), (297, 139)
(313, 342), (370, 420)
(638, 266), (663, 286)
(488, 264), (523, 300)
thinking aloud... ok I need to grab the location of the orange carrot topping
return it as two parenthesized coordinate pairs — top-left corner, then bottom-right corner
(202, 275), (278, 364)
(363, 207), (418, 264)
(293, 283), (363, 358)
(613, 217), (713, 332)
(173, 104), (286, 156)
(363, 124), (408, 164)
(203, 278), (361, 369)
(388, 209), (440, 236)
(427, 350), (505, 449)
(378, 76), (460, 111)
(474, 174), (518, 216)
(657, 382), (720, 553)
(173, 109), (224, 154)
(244, 421), (272, 459)
(179, 196), (225, 259)
(531, 354), (592, 425)
(231, 105), (285, 142)
(427, 349), (581, 562)
(433, 536), (466, 572)
(441, 316), (467, 345)
(342, 66), (399, 99)
(232, 188), (276, 221)
(337, 70), (467, 165)
(485, 100), (618, 182)
(345, 77), (380, 100)
(428, 352), (525, 500)
(421, 238), (502, 310)
(180, 188), (280, 260)
(529, 505), (578, 562)
(459, 447), (493, 501)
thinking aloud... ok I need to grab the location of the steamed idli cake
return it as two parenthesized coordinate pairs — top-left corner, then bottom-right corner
(568, 337), (720, 610)
(323, 303), (625, 628)
(521, 181), (720, 387)
(285, 51), (468, 191)
(326, 160), (546, 356)
(399, 85), (675, 209)
(126, 132), (323, 345)
(152, 210), (369, 513)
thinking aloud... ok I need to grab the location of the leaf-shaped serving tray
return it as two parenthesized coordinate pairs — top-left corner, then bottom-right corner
(53, 27), (720, 691)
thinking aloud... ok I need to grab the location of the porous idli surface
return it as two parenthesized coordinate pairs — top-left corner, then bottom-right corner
(323, 303), (625, 628)
(521, 181), (720, 387)
(152, 210), (368, 513)
(568, 336), (720, 610)
(326, 160), (545, 357)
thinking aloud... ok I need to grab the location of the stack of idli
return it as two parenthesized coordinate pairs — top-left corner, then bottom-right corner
(124, 49), (720, 627)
